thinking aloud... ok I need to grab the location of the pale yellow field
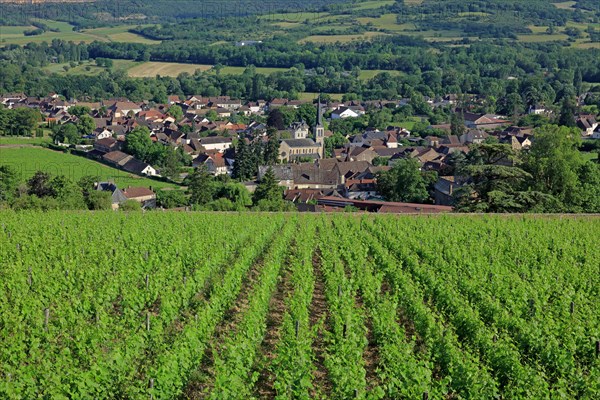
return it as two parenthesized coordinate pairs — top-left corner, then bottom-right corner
(299, 32), (388, 44)
(351, 0), (395, 10)
(517, 33), (569, 42)
(127, 62), (213, 77)
(356, 14), (416, 31)
(552, 1), (576, 10)
(82, 25), (161, 44)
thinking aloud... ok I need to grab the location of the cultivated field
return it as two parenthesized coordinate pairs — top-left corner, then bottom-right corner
(127, 62), (213, 77)
(0, 20), (159, 46)
(1, 213), (599, 399)
(0, 147), (174, 189)
(299, 32), (388, 44)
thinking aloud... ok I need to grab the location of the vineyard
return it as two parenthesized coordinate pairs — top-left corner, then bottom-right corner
(0, 211), (599, 399)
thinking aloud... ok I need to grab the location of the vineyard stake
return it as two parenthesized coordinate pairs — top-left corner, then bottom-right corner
(149, 378), (154, 400)
(146, 313), (151, 331)
(146, 275), (149, 290)
(354, 389), (358, 398)
(295, 320), (300, 339)
(338, 285), (342, 297)
(423, 391), (429, 400)
(570, 302), (575, 315)
(44, 308), (50, 331)
(343, 323), (347, 338)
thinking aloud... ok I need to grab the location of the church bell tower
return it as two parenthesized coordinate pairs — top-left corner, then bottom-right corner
(314, 95), (325, 158)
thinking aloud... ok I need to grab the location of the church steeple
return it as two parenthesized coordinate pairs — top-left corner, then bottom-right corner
(314, 94), (325, 158)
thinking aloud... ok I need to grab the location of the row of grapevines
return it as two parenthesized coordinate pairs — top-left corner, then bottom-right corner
(369, 217), (552, 398)
(0, 212), (284, 399)
(270, 217), (319, 398)
(146, 216), (285, 399)
(371, 215), (600, 398)
(317, 217), (368, 399)
(332, 216), (436, 399)
(208, 217), (297, 398)
(357, 218), (500, 398)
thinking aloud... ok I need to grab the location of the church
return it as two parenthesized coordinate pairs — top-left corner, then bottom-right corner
(278, 98), (325, 163)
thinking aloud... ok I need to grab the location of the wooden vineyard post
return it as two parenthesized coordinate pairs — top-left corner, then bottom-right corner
(148, 378), (154, 400)
(423, 391), (429, 400)
(146, 313), (151, 331)
(44, 308), (50, 331)
(145, 274), (149, 290)
(570, 301), (575, 316)
(295, 320), (300, 339)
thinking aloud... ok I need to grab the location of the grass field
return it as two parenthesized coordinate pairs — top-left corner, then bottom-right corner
(81, 25), (161, 44)
(351, 0), (395, 10)
(299, 32), (388, 44)
(0, 20), (160, 46)
(127, 62), (213, 77)
(356, 14), (415, 31)
(43, 59), (140, 76)
(517, 33), (569, 42)
(0, 147), (175, 189)
(552, 1), (577, 10)
(0, 136), (50, 146)
(358, 69), (403, 80)
(298, 92), (344, 101)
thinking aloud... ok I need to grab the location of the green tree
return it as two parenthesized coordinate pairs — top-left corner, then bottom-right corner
(558, 97), (577, 127)
(233, 139), (255, 181)
(86, 191), (113, 210)
(296, 103), (317, 128)
(525, 125), (583, 207)
(48, 175), (86, 210)
(0, 165), (18, 204)
(376, 158), (431, 203)
(68, 105), (91, 118)
(263, 128), (280, 166)
(324, 132), (348, 158)
(51, 123), (80, 144)
(450, 112), (465, 136)
(124, 127), (153, 161)
(27, 171), (54, 198)
(157, 189), (188, 208)
(120, 199), (141, 211)
(216, 182), (252, 208)
(187, 166), (215, 205)
(167, 105), (183, 121)
(76, 115), (95, 136)
(252, 167), (283, 205)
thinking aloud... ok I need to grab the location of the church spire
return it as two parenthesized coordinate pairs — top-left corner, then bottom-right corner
(314, 94), (325, 158)
(317, 94), (323, 126)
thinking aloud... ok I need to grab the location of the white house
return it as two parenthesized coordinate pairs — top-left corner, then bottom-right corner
(528, 104), (549, 115)
(93, 128), (113, 140)
(331, 106), (363, 120)
(199, 136), (233, 152)
(577, 115), (598, 137)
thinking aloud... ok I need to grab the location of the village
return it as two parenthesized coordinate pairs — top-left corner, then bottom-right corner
(1, 91), (599, 212)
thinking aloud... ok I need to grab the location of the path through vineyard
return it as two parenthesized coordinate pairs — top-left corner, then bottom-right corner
(1, 212), (599, 399)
